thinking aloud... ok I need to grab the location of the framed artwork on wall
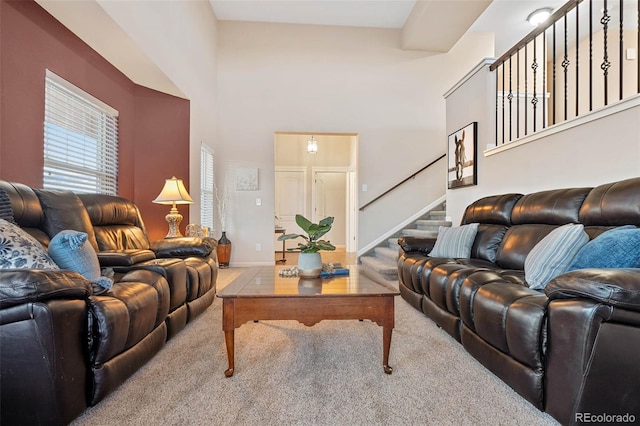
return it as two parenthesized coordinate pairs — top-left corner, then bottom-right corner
(236, 167), (259, 191)
(447, 122), (477, 189)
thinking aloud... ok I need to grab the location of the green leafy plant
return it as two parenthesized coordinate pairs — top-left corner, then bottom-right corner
(277, 214), (336, 253)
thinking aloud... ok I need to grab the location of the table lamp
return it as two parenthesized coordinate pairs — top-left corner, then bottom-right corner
(153, 176), (194, 238)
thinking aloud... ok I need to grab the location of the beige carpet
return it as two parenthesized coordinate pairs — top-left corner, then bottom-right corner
(72, 268), (558, 426)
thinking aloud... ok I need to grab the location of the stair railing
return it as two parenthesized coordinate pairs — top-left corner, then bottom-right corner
(491, 0), (640, 146)
(358, 153), (445, 211)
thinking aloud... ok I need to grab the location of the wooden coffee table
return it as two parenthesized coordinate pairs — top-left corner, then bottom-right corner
(217, 266), (400, 377)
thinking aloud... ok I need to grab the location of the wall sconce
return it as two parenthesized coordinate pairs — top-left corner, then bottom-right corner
(152, 176), (194, 238)
(307, 136), (318, 154)
(527, 7), (553, 26)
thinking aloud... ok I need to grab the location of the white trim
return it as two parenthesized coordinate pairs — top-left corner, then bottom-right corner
(357, 195), (446, 256)
(46, 69), (118, 116)
(444, 58), (495, 99)
(486, 93), (640, 157)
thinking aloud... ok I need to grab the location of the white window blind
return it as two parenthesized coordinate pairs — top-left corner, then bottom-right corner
(44, 70), (119, 195)
(200, 144), (215, 230)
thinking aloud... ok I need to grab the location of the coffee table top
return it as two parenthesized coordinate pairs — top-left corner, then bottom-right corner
(217, 266), (399, 298)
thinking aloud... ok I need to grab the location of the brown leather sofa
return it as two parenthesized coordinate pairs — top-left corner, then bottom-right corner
(0, 181), (218, 425)
(397, 177), (640, 425)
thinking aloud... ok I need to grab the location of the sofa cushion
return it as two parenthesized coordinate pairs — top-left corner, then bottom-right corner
(462, 193), (522, 226)
(470, 224), (508, 263)
(35, 189), (100, 251)
(567, 226), (640, 270)
(430, 223), (479, 259)
(579, 177), (640, 226)
(525, 224), (589, 290)
(511, 187), (591, 225)
(0, 219), (59, 269)
(0, 188), (17, 225)
(48, 230), (113, 294)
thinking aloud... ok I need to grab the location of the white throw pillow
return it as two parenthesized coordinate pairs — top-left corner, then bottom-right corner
(429, 223), (479, 259)
(0, 218), (59, 270)
(525, 223), (589, 290)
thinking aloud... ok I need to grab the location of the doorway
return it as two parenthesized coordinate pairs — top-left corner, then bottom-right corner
(274, 132), (358, 257)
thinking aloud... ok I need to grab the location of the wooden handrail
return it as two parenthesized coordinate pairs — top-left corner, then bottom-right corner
(358, 154), (445, 211)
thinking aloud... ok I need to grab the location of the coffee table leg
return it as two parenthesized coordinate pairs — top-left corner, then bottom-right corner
(224, 329), (235, 377)
(383, 324), (393, 374)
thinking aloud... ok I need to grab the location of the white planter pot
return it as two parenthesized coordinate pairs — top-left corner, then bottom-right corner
(297, 252), (322, 278)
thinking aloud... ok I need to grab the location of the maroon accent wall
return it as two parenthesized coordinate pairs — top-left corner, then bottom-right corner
(0, 0), (190, 240)
(134, 85), (190, 242)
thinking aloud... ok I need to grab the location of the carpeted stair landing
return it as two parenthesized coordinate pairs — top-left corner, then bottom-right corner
(71, 268), (558, 426)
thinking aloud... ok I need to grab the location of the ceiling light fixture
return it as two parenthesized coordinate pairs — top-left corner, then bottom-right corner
(307, 136), (318, 154)
(527, 7), (553, 26)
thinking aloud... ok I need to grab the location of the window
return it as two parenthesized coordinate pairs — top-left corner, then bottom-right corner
(43, 70), (119, 194)
(200, 144), (215, 231)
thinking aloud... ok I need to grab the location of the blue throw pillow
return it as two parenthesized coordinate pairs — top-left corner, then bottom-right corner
(429, 223), (479, 259)
(525, 223), (589, 290)
(48, 230), (113, 294)
(567, 226), (640, 270)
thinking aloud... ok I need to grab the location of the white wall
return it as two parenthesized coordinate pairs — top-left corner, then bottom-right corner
(97, 0), (219, 225)
(446, 61), (640, 225)
(217, 21), (495, 264)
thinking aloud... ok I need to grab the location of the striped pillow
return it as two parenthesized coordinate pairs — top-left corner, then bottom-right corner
(429, 223), (479, 259)
(525, 223), (589, 290)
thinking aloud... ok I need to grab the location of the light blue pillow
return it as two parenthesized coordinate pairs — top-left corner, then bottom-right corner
(429, 223), (479, 259)
(567, 226), (640, 270)
(48, 230), (113, 294)
(525, 223), (589, 290)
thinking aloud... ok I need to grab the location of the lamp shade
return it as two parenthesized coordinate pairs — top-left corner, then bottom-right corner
(153, 176), (194, 205)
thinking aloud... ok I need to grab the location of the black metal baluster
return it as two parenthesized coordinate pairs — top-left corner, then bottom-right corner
(508, 55), (513, 141)
(563, 14), (569, 120)
(532, 37), (538, 132)
(590, 0), (593, 111)
(517, 49), (520, 138)
(619, 0), (624, 100)
(553, 22), (557, 125)
(576, 2), (580, 116)
(525, 43), (528, 135)
(602, 0), (611, 106)
(495, 69), (499, 145)
(543, 30), (547, 129)
(502, 63), (505, 145)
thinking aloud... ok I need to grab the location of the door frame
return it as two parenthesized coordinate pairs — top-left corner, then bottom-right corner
(311, 166), (356, 252)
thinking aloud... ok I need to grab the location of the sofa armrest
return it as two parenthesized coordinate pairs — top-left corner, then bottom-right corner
(0, 270), (92, 309)
(397, 236), (436, 255)
(545, 268), (640, 312)
(97, 249), (156, 266)
(150, 237), (217, 258)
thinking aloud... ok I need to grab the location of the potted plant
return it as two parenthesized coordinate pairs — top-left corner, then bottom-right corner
(277, 214), (335, 277)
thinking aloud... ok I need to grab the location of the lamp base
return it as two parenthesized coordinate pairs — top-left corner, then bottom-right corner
(164, 209), (183, 238)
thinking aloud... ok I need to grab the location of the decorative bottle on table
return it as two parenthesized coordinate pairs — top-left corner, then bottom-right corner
(217, 231), (231, 268)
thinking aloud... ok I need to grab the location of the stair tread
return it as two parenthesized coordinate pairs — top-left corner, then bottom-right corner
(374, 246), (398, 261)
(402, 229), (439, 238)
(359, 255), (397, 273)
(416, 219), (452, 227)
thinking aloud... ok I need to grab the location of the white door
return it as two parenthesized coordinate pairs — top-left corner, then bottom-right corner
(275, 168), (307, 250)
(313, 171), (347, 248)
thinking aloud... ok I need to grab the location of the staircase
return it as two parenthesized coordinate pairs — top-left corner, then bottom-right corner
(359, 202), (451, 285)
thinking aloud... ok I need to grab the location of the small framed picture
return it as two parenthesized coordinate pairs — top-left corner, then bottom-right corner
(236, 167), (259, 191)
(447, 122), (477, 189)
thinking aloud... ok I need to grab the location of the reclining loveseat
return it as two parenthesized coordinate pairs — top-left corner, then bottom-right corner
(397, 177), (640, 425)
(0, 180), (218, 425)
